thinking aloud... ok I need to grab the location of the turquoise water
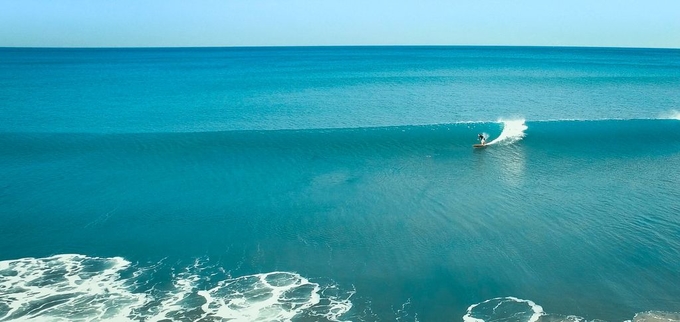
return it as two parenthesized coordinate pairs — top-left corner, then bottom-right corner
(1, 47), (680, 321)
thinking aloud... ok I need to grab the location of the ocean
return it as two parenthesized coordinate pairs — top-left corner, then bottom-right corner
(0, 46), (679, 322)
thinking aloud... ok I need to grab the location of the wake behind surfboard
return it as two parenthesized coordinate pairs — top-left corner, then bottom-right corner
(473, 119), (528, 148)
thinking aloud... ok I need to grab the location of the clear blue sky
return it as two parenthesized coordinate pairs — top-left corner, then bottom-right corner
(1, 0), (679, 48)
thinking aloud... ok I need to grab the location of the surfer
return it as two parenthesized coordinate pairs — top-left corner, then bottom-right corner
(478, 133), (486, 145)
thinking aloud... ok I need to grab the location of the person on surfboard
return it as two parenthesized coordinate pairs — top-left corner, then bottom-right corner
(478, 133), (486, 145)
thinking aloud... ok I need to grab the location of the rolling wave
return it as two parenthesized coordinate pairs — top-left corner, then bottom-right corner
(1, 115), (678, 137)
(1, 118), (678, 156)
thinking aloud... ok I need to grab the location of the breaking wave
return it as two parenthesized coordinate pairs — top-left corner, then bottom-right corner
(659, 110), (680, 120)
(487, 119), (528, 145)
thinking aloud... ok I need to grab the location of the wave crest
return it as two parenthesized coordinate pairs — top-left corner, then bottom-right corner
(659, 110), (680, 120)
(487, 119), (528, 145)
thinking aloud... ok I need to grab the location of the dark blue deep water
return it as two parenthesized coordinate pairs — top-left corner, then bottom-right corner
(1, 46), (679, 321)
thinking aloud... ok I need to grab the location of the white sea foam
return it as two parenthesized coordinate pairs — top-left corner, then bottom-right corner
(3, 255), (679, 322)
(487, 119), (528, 145)
(0, 255), (353, 322)
(151, 267), (353, 322)
(463, 297), (544, 322)
(142, 261), (354, 322)
(192, 272), (339, 321)
(633, 311), (680, 322)
(0, 254), (147, 321)
(659, 110), (680, 120)
(464, 298), (680, 322)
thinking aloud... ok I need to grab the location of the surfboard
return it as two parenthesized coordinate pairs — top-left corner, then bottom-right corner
(473, 144), (488, 148)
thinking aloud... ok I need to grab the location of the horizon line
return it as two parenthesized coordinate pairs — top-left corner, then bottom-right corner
(1, 44), (679, 50)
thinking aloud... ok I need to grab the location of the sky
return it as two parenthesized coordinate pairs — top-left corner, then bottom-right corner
(1, 0), (679, 48)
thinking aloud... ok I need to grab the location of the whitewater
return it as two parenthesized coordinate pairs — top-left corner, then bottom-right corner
(484, 119), (528, 145)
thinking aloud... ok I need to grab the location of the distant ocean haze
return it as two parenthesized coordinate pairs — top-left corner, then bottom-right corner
(0, 46), (679, 133)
